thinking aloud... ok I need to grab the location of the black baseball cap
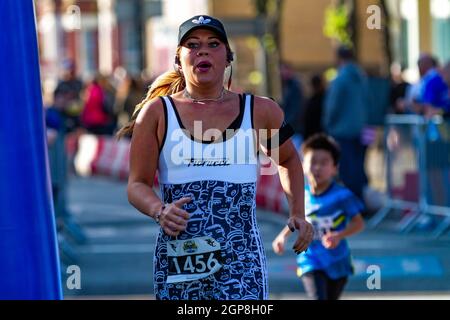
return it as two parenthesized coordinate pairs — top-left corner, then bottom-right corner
(178, 15), (229, 46)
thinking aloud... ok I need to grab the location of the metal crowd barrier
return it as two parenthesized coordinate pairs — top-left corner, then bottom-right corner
(368, 114), (450, 238)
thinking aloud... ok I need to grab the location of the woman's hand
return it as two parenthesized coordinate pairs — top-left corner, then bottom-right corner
(287, 217), (314, 254)
(159, 197), (191, 237)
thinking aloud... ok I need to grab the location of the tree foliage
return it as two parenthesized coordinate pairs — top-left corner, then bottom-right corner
(253, 0), (283, 99)
(323, 3), (352, 47)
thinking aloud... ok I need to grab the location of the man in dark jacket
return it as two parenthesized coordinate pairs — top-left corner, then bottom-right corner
(280, 62), (304, 137)
(322, 46), (369, 202)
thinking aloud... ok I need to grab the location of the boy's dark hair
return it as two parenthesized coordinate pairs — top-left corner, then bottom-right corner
(301, 133), (340, 165)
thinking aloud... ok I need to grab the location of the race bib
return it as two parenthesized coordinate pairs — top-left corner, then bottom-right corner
(166, 236), (222, 284)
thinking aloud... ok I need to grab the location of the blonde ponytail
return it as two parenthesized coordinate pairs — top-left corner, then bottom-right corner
(116, 69), (185, 138)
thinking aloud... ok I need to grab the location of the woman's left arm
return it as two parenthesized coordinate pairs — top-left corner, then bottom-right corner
(254, 96), (313, 254)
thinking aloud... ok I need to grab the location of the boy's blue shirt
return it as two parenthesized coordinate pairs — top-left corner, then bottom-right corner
(297, 181), (364, 279)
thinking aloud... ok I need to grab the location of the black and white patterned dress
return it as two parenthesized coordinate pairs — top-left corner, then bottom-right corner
(154, 94), (268, 300)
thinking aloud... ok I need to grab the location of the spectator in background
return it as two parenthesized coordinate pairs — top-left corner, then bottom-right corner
(420, 59), (450, 228)
(404, 54), (438, 114)
(389, 63), (410, 114)
(45, 88), (68, 223)
(80, 74), (114, 135)
(419, 56), (450, 118)
(322, 45), (369, 203)
(55, 59), (83, 132)
(99, 74), (117, 131)
(115, 75), (144, 129)
(303, 74), (326, 140)
(280, 62), (304, 149)
(124, 77), (144, 120)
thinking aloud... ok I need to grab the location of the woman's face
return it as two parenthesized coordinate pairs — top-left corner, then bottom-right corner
(179, 28), (228, 87)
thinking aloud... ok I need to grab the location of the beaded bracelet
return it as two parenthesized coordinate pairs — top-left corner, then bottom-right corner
(154, 204), (166, 224)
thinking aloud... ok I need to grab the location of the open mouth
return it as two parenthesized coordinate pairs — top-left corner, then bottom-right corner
(196, 61), (212, 72)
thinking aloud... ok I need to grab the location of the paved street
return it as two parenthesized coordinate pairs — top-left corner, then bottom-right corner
(61, 176), (450, 299)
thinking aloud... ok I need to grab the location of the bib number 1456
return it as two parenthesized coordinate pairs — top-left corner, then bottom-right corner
(170, 252), (220, 275)
(166, 236), (223, 283)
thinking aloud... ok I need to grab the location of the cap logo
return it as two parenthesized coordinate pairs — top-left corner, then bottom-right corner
(192, 16), (211, 25)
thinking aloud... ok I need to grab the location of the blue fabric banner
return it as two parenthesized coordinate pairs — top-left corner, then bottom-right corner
(0, 0), (63, 299)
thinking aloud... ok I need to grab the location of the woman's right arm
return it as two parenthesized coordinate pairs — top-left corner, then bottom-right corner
(127, 97), (165, 220)
(127, 97), (190, 237)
